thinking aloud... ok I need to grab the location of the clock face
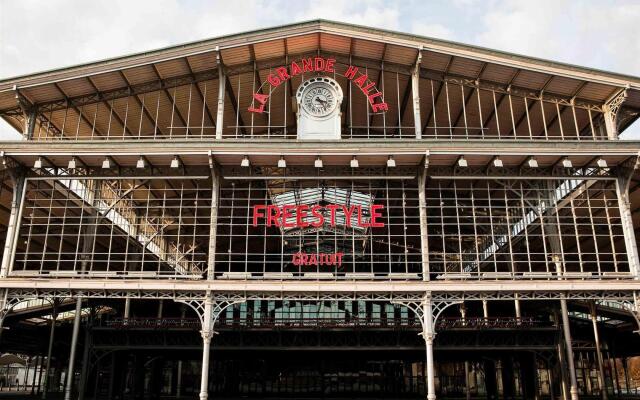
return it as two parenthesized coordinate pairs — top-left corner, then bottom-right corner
(301, 83), (337, 117)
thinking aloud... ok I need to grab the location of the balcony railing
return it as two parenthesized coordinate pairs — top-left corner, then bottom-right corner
(102, 316), (553, 330)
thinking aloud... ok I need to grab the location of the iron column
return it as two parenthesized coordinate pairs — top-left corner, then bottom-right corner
(559, 295), (579, 400)
(41, 303), (57, 399)
(199, 297), (214, 400)
(590, 302), (608, 400)
(63, 298), (82, 400)
(412, 50), (422, 139)
(422, 295), (436, 400)
(215, 49), (225, 140)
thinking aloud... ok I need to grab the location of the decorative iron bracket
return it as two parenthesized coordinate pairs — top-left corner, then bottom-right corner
(176, 294), (246, 338)
(392, 292), (462, 341)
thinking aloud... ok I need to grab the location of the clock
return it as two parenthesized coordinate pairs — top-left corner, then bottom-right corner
(296, 77), (343, 139)
(301, 81), (337, 117)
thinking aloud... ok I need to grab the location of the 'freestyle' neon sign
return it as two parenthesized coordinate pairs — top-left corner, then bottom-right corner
(251, 204), (384, 228)
(252, 204), (383, 269)
(247, 56), (388, 114)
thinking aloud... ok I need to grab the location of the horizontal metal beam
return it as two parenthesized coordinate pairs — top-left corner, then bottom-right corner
(26, 173), (211, 181)
(91, 345), (557, 351)
(420, 69), (605, 112)
(427, 165), (616, 180)
(2, 139), (639, 159)
(0, 278), (638, 293)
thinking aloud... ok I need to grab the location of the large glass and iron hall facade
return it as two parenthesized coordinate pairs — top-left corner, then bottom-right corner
(0, 20), (639, 399)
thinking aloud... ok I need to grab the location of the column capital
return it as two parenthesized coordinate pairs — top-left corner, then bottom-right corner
(420, 331), (436, 343)
(603, 88), (628, 139)
(421, 293), (432, 306)
(200, 329), (217, 342)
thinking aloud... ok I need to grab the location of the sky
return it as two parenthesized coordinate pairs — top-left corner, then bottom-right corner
(1, 0), (639, 139)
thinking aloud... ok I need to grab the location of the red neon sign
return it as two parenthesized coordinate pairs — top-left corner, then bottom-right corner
(251, 204), (384, 228)
(247, 56), (388, 114)
(292, 252), (344, 267)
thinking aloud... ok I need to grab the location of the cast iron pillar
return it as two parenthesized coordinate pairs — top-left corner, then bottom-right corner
(393, 294), (462, 400)
(558, 300), (579, 399)
(615, 155), (640, 278)
(412, 50), (422, 139)
(590, 302), (608, 400)
(418, 163), (430, 280)
(215, 49), (226, 140)
(63, 297), (83, 400)
(0, 167), (26, 278)
(41, 301), (58, 399)
(177, 295), (245, 400)
(199, 296), (214, 400)
(422, 296), (436, 400)
(207, 157), (220, 280)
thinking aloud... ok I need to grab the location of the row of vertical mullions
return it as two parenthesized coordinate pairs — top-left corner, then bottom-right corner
(427, 179), (627, 278)
(30, 69), (611, 141)
(15, 177), (210, 276)
(223, 299), (414, 326)
(230, 59), (412, 139)
(35, 179), (77, 273)
(215, 180), (420, 278)
(423, 78), (604, 140)
(10, 173), (630, 280)
(561, 182), (622, 274)
(38, 80), (224, 140)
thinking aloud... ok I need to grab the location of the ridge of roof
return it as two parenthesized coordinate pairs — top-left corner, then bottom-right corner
(1, 19), (640, 90)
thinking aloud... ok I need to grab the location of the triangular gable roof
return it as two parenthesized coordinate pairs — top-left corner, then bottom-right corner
(1, 19), (640, 134)
(1, 19), (640, 89)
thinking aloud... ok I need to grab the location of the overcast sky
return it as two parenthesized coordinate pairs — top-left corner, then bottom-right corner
(1, 0), (639, 138)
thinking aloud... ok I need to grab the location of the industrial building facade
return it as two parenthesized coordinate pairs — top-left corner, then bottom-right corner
(0, 20), (639, 400)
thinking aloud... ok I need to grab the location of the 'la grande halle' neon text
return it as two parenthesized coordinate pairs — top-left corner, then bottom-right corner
(248, 57), (389, 114)
(252, 204), (384, 228)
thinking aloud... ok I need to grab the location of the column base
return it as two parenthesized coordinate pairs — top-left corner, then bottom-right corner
(570, 386), (579, 400)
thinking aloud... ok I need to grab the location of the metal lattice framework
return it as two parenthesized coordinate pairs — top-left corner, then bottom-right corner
(4, 164), (637, 284)
(1, 287), (637, 303)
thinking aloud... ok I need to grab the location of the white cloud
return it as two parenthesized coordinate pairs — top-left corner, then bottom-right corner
(621, 122), (640, 140)
(473, 0), (640, 76)
(0, 0), (287, 78)
(294, 0), (401, 30)
(577, 2), (640, 76)
(410, 22), (453, 40)
(475, 0), (573, 62)
(0, 0), (406, 78)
